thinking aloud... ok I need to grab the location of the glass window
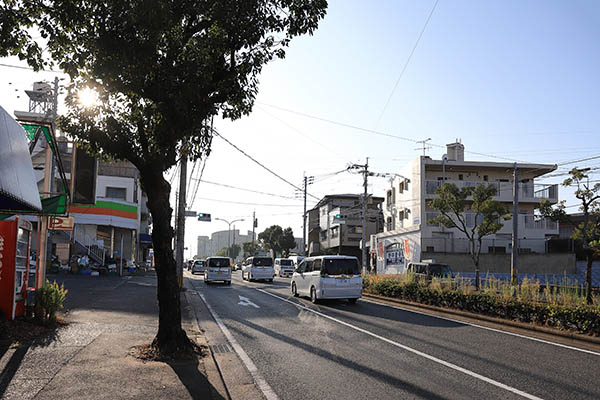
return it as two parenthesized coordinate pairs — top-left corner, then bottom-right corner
(280, 259), (293, 266)
(305, 260), (314, 272)
(313, 259), (322, 271)
(208, 258), (230, 268)
(253, 257), (273, 266)
(321, 258), (360, 275)
(297, 261), (307, 273)
(106, 187), (127, 200)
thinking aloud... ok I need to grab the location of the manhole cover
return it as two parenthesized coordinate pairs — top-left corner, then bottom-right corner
(210, 343), (232, 354)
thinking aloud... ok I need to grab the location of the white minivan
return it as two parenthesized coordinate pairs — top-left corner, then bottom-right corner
(204, 257), (232, 285)
(241, 256), (274, 282)
(274, 258), (295, 277)
(291, 255), (362, 304)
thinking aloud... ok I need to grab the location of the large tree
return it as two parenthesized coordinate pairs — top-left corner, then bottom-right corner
(258, 225), (296, 257)
(6, 0), (327, 355)
(428, 183), (510, 289)
(540, 168), (600, 304)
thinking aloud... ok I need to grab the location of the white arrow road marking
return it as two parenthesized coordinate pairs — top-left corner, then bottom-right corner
(238, 295), (260, 308)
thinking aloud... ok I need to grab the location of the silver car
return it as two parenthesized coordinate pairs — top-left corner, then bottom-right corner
(191, 260), (207, 274)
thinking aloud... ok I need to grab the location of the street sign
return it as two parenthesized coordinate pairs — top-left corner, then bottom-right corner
(197, 213), (211, 222)
(184, 210), (197, 217)
(49, 216), (74, 230)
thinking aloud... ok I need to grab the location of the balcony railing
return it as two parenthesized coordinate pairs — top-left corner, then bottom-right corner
(425, 180), (558, 202)
(425, 212), (557, 231)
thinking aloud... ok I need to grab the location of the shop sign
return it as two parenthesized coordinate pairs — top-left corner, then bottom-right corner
(49, 216), (74, 230)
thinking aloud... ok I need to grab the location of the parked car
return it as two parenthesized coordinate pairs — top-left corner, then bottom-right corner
(241, 256), (274, 282)
(191, 260), (207, 275)
(406, 261), (452, 281)
(274, 258), (295, 277)
(204, 257), (232, 285)
(291, 255), (362, 304)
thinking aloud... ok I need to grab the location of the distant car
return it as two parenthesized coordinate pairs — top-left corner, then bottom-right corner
(406, 262), (452, 281)
(191, 260), (207, 275)
(291, 255), (362, 304)
(241, 256), (274, 282)
(288, 255), (304, 268)
(274, 258), (295, 277)
(204, 257), (232, 285)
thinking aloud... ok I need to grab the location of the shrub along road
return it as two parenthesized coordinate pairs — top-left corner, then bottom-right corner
(188, 270), (600, 400)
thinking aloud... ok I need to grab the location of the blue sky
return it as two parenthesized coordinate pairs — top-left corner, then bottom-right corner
(2, 1), (600, 257)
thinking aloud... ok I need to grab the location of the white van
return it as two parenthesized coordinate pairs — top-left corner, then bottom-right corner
(291, 255), (362, 304)
(288, 255), (304, 268)
(274, 258), (295, 277)
(241, 256), (274, 282)
(204, 257), (232, 285)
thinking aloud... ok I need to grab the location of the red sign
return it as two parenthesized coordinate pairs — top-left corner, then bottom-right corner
(49, 216), (74, 230)
(403, 239), (411, 259)
(0, 220), (18, 319)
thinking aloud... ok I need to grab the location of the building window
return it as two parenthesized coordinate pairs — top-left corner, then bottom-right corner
(399, 181), (404, 193)
(483, 175), (488, 182)
(320, 230), (328, 241)
(386, 190), (392, 205)
(458, 174), (463, 181)
(321, 207), (327, 216)
(398, 210), (404, 220)
(386, 217), (393, 231)
(331, 226), (339, 238)
(106, 187), (127, 200)
(350, 225), (363, 234)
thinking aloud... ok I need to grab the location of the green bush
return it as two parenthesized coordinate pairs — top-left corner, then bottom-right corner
(364, 276), (600, 336)
(35, 280), (68, 323)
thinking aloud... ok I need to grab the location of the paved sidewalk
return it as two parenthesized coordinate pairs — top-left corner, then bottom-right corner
(0, 273), (224, 400)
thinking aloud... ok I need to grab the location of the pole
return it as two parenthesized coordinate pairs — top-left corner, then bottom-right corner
(511, 163), (519, 286)
(252, 211), (256, 248)
(303, 175), (307, 256)
(119, 234), (124, 276)
(176, 151), (187, 287)
(227, 222), (231, 258)
(232, 225), (236, 261)
(361, 158), (369, 274)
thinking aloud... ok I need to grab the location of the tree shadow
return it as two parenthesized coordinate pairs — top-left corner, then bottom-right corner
(167, 357), (226, 400)
(230, 319), (449, 400)
(0, 344), (29, 398)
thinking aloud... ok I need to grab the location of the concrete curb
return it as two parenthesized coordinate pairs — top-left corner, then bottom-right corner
(363, 293), (600, 346)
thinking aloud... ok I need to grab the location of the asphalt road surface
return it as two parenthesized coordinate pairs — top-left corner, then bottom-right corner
(186, 270), (600, 400)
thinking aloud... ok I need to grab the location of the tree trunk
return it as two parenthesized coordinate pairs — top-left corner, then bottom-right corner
(141, 166), (192, 355)
(586, 253), (593, 305)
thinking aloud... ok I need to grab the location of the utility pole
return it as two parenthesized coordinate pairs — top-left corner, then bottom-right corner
(301, 175), (313, 256)
(511, 163), (519, 286)
(349, 159), (370, 273)
(251, 210), (256, 248)
(175, 149), (187, 288)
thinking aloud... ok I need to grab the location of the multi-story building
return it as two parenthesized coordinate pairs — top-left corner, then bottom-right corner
(197, 229), (305, 261)
(307, 194), (384, 263)
(375, 141), (575, 275)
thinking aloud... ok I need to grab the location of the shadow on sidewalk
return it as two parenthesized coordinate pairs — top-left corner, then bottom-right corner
(168, 358), (226, 400)
(0, 344), (28, 398)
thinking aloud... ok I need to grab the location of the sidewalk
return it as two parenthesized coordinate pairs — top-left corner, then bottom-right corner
(0, 273), (225, 400)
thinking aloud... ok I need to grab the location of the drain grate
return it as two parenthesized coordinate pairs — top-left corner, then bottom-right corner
(210, 343), (232, 354)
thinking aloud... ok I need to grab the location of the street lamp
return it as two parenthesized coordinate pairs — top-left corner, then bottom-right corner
(214, 218), (245, 259)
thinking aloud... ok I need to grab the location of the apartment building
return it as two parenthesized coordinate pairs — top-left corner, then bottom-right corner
(307, 194), (384, 263)
(375, 141), (575, 275)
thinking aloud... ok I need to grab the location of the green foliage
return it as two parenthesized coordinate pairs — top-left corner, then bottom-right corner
(363, 275), (600, 336)
(35, 280), (68, 323)
(242, 242), (259, 258)
(216, 247), (228, 257)
(258, 225), (296, 257)
(428, 183), (510, 267)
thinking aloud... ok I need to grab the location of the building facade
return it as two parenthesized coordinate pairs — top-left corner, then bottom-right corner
(375, 141), (575, 275)
(307, 194), (384, 264)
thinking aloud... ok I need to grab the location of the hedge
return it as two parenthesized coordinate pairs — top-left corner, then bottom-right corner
(364, 278), (600, 336)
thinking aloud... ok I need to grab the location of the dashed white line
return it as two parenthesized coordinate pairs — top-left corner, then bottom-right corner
(198, 293), (279, 400)
(257, 289), (544, 400)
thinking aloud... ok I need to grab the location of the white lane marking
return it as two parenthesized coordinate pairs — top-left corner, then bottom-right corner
(238, 295), (260, 308)
(359, 298), (600, 357)
(199, 293), (279, 400)
(257, 289), (544, 400)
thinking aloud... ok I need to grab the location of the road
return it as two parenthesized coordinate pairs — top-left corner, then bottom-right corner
(186, 270), (600, 400)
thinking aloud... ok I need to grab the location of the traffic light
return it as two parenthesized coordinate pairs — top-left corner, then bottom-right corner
(254, 218), (258, 227)
(197, 213), (211, 222)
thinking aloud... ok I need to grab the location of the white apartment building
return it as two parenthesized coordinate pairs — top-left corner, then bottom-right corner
(375, 141), (575, 275)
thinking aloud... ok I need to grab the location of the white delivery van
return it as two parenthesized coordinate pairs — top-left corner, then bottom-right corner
(288, 255), (304, 268)
(291, 255), (362, 304)
(274, 258), (295, 277)
(241, 256), (274, 282)
(204, 257), (232, 285)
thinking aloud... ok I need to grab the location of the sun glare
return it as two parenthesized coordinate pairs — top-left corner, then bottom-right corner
(78, 87), (98, 108)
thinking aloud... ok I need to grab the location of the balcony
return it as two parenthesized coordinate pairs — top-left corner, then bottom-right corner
(425, 181), (558, 203)
(425, 212), (558, 233)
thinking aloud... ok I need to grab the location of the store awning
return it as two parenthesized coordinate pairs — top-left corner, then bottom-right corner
(0, 106), (42, 213)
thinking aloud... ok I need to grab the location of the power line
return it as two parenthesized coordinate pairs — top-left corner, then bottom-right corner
(195, 179), (297, 200)
(189, 155), (209, 207)
(557, 154), (600, 167)
(0, 62), (66, 74)
(374, 0), (439, 130)
(194, 197), (304, 207)
(212, 128), (320, 201)
(257, 102), (526, 163)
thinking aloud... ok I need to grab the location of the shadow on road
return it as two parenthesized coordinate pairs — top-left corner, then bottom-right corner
(230, 318), (448, 400)
(0, 345), (28, 398)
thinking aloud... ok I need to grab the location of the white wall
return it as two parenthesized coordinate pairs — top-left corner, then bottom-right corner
(96, 175), (135, 203)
